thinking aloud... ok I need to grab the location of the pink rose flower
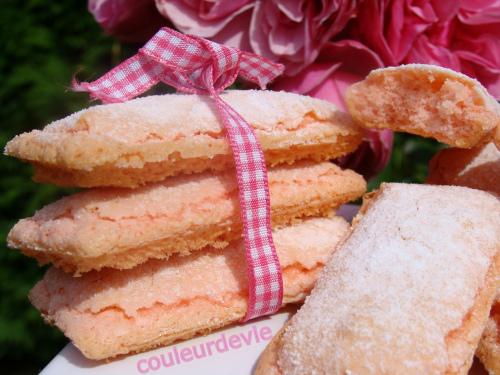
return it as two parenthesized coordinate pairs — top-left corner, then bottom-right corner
(89, 0), (166, 43)
(452, 1), (500, 98)
(250, 0), (360, 75)
(274, 41), (393, 179)
(156, 0), (360, 75)
(352, 0), (500, 98)
(353, 0), (459, 66)
(155, 0), (255, 50)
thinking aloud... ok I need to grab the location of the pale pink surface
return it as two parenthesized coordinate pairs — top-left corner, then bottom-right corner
(346, 64), (500, 149)
(278, 183), (500, 374)
(41, 90), (343, 145)
(8, 161), (363, 259)
(31, 216), (347, 317)
(30, 217), (349, 359)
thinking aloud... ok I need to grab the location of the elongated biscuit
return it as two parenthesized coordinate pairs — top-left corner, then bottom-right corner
(256, 183), (500, 375)
(427, 144), (500, 371)
(4, 90), (362, 188)
(476, 294), (500, 375)
(428, 142), (499, 196)
(346, 64), (500, 148)
(29, 216), (350, 360)
(8, 161), (365, 273)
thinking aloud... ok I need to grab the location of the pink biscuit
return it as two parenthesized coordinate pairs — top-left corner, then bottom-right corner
(4, 90), (362, 187)
(428, 142), (499, 196)
(8, 161), (366, 273)
(256, 183), (500, 375)
(29, 216), (350, 360)
(346, 64), (500, 148)
(476, 294), (499, 375)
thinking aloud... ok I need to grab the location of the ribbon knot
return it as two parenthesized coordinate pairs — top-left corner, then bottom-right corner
(140, 29), (241, 95)
(74, 27), (285, 322)
(74, 28), (283, 102)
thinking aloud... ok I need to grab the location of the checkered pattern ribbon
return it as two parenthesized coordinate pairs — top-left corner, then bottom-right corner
(74, 27), (285, 321)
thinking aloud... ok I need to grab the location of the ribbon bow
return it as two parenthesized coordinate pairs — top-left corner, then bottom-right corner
(74, 27), (285, 321)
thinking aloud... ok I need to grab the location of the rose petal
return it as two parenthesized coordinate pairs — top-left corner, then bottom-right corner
(276, 0), (305, 22)
(387, 0), (437, 62)
(309, 69), (357, 110)
(458, 0), (500, 24)
(210, 9), (253, 52)
(268, 16), (306, 56)
(355, 0), (397, 65)
(199, 0), (253, 20)
(457, 50), (500, 98)
(155, 0), (253, 38)
(430, 0), (460, 21)
(274, 40), (384, 108)
(405, 34), (461, 70)
(249, 1), (276, 59)
(89, 0), (166, 42)
(337, 129), (394, 180)
(274, 62), (341, 96)
(249, 0), (358, 75)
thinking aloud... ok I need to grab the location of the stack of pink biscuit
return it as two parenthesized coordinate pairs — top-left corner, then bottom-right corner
(5, 90), (367, 360)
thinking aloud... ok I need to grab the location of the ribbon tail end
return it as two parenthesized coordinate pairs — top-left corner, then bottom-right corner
(71, 76), (90, 93)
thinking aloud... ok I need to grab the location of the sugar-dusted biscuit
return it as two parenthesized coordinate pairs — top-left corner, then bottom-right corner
(256, 183), (500, 375)
(29, 216), (350, 360)
(8, 161), (365, 274)
(477, 294), (500, 375)
(4, 90), (362, 188)
(428, 142), (499, 196)
(346, 64), (500, 148)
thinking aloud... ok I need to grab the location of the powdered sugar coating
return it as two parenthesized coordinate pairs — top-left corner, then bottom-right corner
(278, 183), (500, 375)
(30, 216), (349, 360)
(32, 216), (348, 317)
(4, 90), (361, 182)
(8, 162), (366, 272)
(42, 90), (339, 141)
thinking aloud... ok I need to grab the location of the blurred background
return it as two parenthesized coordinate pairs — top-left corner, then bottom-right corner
(1, 2), (119, 373)
(0, 1), (451, 373)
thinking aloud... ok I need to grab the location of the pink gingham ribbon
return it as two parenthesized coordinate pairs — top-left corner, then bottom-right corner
(74, 27), (284, 321)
